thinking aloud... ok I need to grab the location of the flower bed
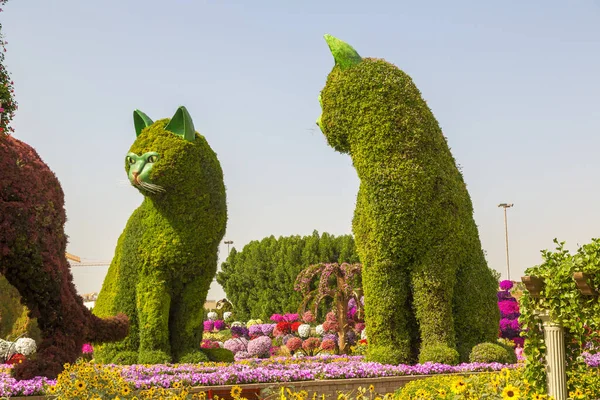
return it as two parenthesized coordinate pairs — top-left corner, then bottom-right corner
(0, 356), (519, 397)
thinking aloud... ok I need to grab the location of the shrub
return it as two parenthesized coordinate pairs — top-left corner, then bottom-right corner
(469, 342), (516, 364)
(419, 344), (460, 365)
(217, 231), (359, 321)
(201, 348), (234, 363)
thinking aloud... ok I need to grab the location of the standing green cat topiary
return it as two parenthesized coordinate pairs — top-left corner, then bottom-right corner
(93, 106), (227, 364)
(316, 35), (499, 364)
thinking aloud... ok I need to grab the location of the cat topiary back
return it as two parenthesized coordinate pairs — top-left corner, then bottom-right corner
(93, 106), (227, 364)
(317, 35), (499, 364)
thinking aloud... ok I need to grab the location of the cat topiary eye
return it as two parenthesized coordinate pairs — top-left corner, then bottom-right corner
(126, 156), (136, 165)
(147, 155), (158, 163)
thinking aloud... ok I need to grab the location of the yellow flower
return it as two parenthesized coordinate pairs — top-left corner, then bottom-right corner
(451, 379), (467, 394)
(502, 385), (520, 399)
(437, 388), (447, 396)
(74, 380), (87, 392)
(173, 381), (183, 389)
(532, 394), (547, 400)
(46, 385), (57, 395)
(369, 385), (375, 393)
(415, 389), (429, 398)
(569, 389), (584, 399)
(231, 385), (243, 398)
(121, 386), (132, 396)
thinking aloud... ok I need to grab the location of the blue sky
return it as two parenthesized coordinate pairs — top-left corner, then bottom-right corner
(3, 0), (600, 298)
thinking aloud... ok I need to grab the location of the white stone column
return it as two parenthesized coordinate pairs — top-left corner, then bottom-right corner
(539, 311), (567, 400)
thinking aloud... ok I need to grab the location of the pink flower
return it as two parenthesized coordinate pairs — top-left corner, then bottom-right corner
(302, 337), (321, 351)
(286, 337), (303, 352)
(302, 311), (316, 323)
(320, 339), (336, 351)
(81, 343), (93, 354)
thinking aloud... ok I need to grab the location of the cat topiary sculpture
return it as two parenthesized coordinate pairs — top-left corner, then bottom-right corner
(93, 106), (227, 364)
(0, 135), (129, 380)
(316, 35), (499, 364)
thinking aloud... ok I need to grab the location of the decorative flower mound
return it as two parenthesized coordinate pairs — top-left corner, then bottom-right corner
(213, 320), (226, 331)
(231, 325), (249, 339)
(315, 325), (325, 336)
(302, 337), (321, 352)
(223, 338), (248, 355)
(246, 319), (263, 327)
(499, 280), (514, 291)
(321, 339), (336, 351)
(286, 337), (303, 352)
(13, 338), (36, 357)
(298, 324), (311, 338)
(497, 282), (523, 348)
(302, 311), (316, 324)
(81, 343), (94, 354)
(247, 336), (272, 358)
(207, 312), (218, 321)
(203, 320), (214, 332)
(223, 311), (233, 321)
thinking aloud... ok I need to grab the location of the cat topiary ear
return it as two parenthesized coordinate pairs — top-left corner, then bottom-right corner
(165, 106), (195, 142)
(324, 34), (362, 71)
(133, 110), (154, 137)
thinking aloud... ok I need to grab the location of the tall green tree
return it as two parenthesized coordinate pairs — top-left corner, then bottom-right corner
(217, 231), (359, 321)
(0, 0), (17, 135)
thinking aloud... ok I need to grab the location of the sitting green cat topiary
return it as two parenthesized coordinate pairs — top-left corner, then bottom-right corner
(93, 106), (227, 364)
(317, 35), (499, 364)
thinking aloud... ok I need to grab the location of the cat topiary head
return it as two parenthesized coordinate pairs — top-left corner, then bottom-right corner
(126, 106), (222, 199)
(317, 34), (423, 155)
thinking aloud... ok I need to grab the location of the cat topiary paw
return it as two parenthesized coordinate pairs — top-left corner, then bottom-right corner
(138, 349), (172, 364)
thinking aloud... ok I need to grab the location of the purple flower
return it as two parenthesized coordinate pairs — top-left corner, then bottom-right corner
(284, 313), (299, 323)
(261, 324), (275, 337)
(248, 325), (264, 337)
(247, 336), (272, 358)
(203, 320), (214, 331)
(498, 300), (520, 317)
(213, 320), (226, 331)
(231, 325), (249, 338)
(270, 314), (285, 323)
(499, 280), (514, 291)
(322, 333), (338, 345)
(223, 337), (248, 354)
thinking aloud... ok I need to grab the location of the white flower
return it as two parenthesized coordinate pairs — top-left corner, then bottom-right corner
(361, 329), (367, 340)
(15, 338), (37, 356)
(217, 341), (224, 348)
(0, 339), (12, 358)
(223, 312), (232, 321)
(298, 324), (311, 338)
(315, 324), (324, 336)
(231, 321), (243, 327)
(207, 311), (218, 321)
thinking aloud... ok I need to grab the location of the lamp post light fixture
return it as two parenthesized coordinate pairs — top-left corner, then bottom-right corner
(498, 203), (514, 281)
(224, 240), (233, 256)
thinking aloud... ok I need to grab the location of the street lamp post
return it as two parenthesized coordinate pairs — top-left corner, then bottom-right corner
(497, 203), (514, 281)
(224, 240), (233, 256)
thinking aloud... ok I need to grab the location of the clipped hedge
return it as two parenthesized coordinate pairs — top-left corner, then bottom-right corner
(217, 231), (358, 321)
(469, 342), (516, 364)
(317, 35), (499, 364)
(93, 107), (227, 365)
(201, 348), (235, 363)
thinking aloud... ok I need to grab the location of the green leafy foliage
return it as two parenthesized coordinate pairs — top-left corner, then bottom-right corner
(469, 342), (516, 364)
(520, 238), (600, 393)
(201, 347), (234, 363)
(418, 343), (460, 365)
(0, 1), (17, 136)
(318, 38), (499, 364)
(93, 115), (227, 364)
(217, 231), (359, 321)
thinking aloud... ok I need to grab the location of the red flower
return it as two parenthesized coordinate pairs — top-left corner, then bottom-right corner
(6, 353), (25, 365)
(291, 322), (302, 332)
(276, 322), (291, 334)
